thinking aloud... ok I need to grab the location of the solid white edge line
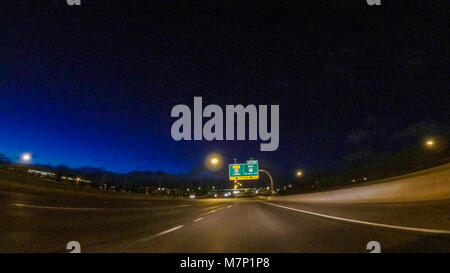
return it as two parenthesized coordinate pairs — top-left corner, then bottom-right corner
(227, 205), (232, 208)
(139, 225), (184, 242)
(263, 202), (450, 235)
(193, 217), (204, 222)
(13, 203), (190, 211)
(13, 203), (102, 211)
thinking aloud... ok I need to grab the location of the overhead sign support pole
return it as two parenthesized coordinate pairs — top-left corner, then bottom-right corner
(258, 169), (274, 195)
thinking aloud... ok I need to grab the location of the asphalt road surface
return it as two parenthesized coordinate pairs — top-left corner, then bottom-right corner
(1, 188), (449, 253)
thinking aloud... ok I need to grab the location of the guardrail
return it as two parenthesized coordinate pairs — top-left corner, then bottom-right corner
(268, 163), (450, 203)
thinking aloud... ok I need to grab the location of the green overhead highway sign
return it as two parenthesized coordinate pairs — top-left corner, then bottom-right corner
(229, 160), (259, 180)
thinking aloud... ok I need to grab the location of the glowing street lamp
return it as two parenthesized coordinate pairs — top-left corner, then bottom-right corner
(425, 139), (435, 147)
(205, 153), (222, 171)
(211, 158), (218, 168)
(21, 153), (32, 163)
(296, 171), (303, 177)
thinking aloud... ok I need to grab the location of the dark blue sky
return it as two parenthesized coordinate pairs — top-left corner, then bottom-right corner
(1, 0), (449, 174)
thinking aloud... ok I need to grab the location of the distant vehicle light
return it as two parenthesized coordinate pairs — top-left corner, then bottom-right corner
(214, 194), (218, 198)
(233, 190), (240, 194)
(189, 194), (196, 199)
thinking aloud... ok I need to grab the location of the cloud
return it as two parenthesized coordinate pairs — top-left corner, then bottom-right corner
(345, 145), (374, 162)
(348, 129), (371, 144)
(347, 117), (385, 144)
(394, 120), (444, 140)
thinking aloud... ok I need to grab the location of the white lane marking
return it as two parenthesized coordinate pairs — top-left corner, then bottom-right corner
(13, 203), (190, 211)
(175, 204), (191, 208)
(263, 202), (450, 235)
(193, 217), (204, 222)
(139, 225), (184, 242)
(227, 205), (232, 208)
(206, 206), (227, 214)
(206, 205), (229, 214)
(13, 203), (102, 211)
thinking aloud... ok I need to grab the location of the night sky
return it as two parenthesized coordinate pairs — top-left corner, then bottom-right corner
(1, 0), (449, 174)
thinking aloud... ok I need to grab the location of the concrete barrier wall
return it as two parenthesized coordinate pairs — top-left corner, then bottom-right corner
(268, 163), (450, 203)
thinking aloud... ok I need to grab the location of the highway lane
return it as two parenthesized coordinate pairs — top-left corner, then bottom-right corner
(86, 199), (450, 252)
(1, 189), (449, 253)
(265, 199), (450, 231)
(0, 189), (232, 252)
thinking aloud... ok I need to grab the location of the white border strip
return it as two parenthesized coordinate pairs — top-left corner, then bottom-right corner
(263, 202), (450, 235)
(139, 225), (184, 242)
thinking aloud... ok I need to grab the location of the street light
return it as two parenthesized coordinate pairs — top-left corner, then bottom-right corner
(296, 171), (303, 177)
(211, 158), (218, 168)
(21, 153), (32, 163)
(425, 139), (435, 147)
(205, 153), (222, 171)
